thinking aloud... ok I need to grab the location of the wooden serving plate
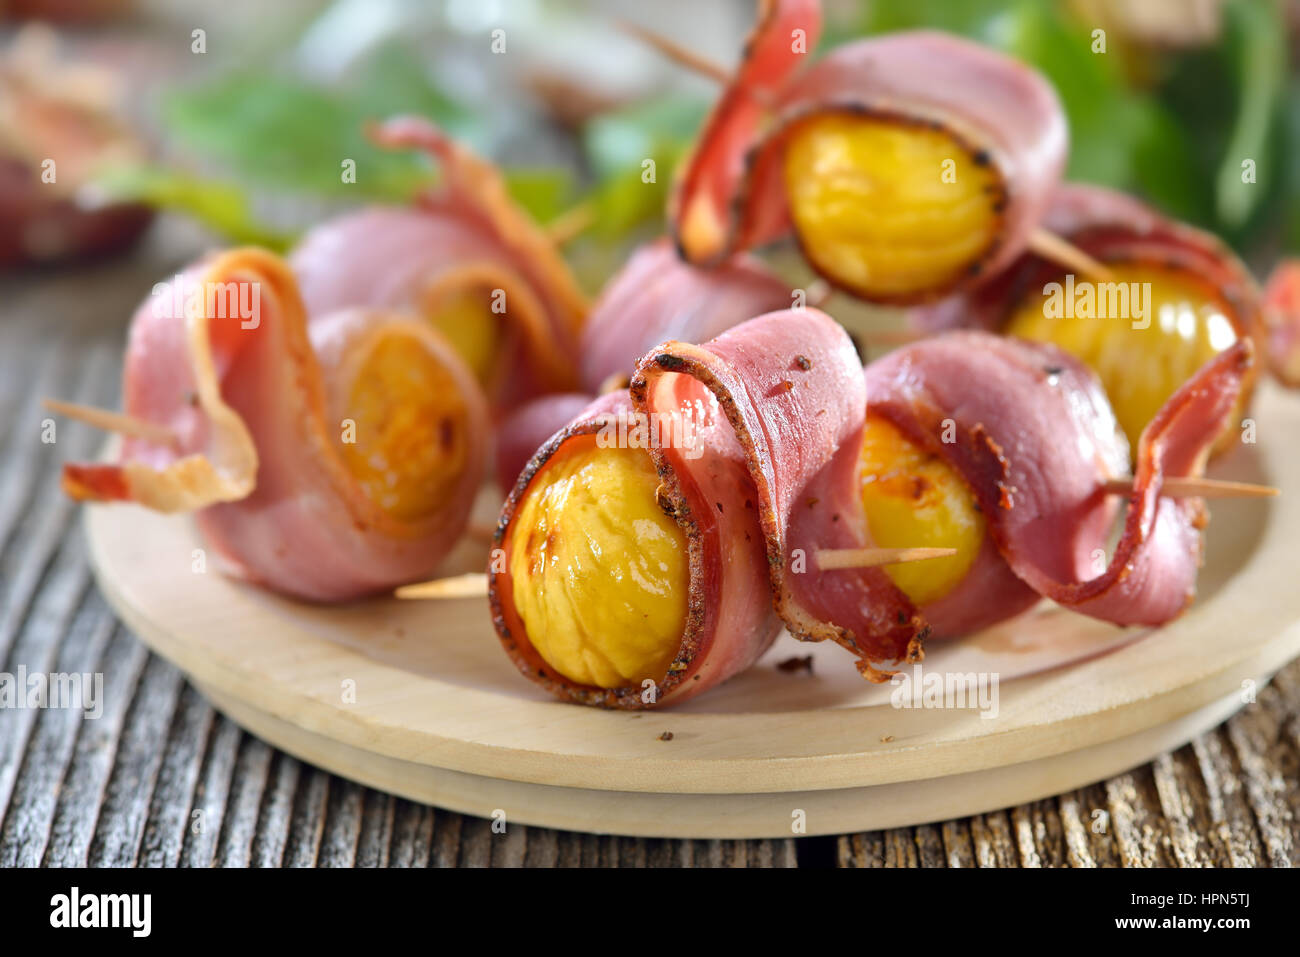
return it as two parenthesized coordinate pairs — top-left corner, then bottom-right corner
(84, 382), (1300, 838)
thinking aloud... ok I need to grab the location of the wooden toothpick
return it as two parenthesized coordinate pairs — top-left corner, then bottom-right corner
(816, 547), (958, 570)
(1103, 477), (1278, 500)
(397, 549), (964, 599)
(1027, 228), (1113, 282)
(43, 398), (179, 448)
(394, 573), (488, 600)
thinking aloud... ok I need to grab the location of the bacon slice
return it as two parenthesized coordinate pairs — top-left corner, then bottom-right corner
(1263, 259), (1300, 387)
(671, 0), (1067, 302)
(494, 239), (796, 492)
(865, 331), (1254, 627)
(62, 247), (489, 602)
(290, 116), (588, 411)
(578, 238), (794, 391)
(910, 182), (1263, 339)
(489, 391), (780, 708)
(671, 0), (823, 264)
(492, 392), (593, 492)
(632, 308), (925, 681)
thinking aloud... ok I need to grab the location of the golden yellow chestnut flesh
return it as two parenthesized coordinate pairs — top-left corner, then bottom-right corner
(509, 441), (689, 689)
(782, 113), (1002, 300)
(424, 285), (498, 385)
(339, 330), (473, 521)
(858, 415), (985, 606)
(1005, 264), (1240, 449)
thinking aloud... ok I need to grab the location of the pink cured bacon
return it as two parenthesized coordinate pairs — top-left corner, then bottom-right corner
(492, 392), (592, 492)
(489, 392), (781, 708)
(1263, 260), (1300, 387)
(671, 0), (1067, 302)
(865, 331), (1254, 627)
(910, 182), (1264, 340)
(62, 247), (489, 602)
(578, 238), (794, 391)
(632, 308), (925, 680)
(493, 239), (796, 491)
(290, 116), (589, 411)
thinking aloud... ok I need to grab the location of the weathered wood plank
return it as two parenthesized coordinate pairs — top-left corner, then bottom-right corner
(317, 778), (364, 868)
(1223, 679), (1298, 867)
(249, 752), (301, 867)
(387, 800), (434, 867)
(1012, 799), (1067, 867)
(214, 734), (273, 867)
(87, 654), (184, 866)
(0, 597), (115, 866)
(283, 766), (329, 867)
(1151, 748), (1217, 867)
(178, 716), (243, 867)
(41, 626), (148, 866)
(355, 791), (394, 868)
(940, 820), (976, 868)
(1190, 728), (1264, 867)
(970, 810), (1017, 867)
(137, 683), (216, 867)
(914, 823), (947, 868)
(1105, 766), (1177, 867)
(521, 826), (560, 868)
(430, 808), (467, 867)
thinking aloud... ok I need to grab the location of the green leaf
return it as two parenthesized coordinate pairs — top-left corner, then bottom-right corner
(1213, 0), (1286, 228)
(160, 43), (470, 203)
(1003, 2), (1157, 190)
(163, 74), (423, 201)
(580, 96), (708, 239)
(92, 164), (296, 250)
(583, 96), (708, 179)
(1286, 76), (1300, 253)
(1131, 105), (1211, 227)
(503, 168), (579, 224)
(841, 0), (1014, 45)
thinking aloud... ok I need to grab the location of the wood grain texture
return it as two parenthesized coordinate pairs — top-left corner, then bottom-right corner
(0, 230), (1297, 865)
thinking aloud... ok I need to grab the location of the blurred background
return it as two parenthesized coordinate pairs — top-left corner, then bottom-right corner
(1, 0), (1298, 298)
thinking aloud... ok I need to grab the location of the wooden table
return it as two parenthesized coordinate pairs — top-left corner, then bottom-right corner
(1, 228), (1296, 868)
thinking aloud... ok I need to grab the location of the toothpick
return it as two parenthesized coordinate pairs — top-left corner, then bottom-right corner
(1104, 477), (1278, 500)
(597, 371), (631, 395)
(817, 547), (958, 570)
(1028, 228), (1113, 282)
(394, 573), (488, 600)
(859, 328), (924, 347)
(618, 19), (732, 86)
(545, 200), (596, 247)
(465, 522), (497, 544)
(397, 549), (964, 599)
(617, 19), (776, 108)
(43, 398), (178, 448)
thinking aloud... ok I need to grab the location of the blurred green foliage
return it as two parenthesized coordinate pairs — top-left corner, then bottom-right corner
(580, 96), (708, 238)
(98, 40), (576, 244)
(838, 0), (1296, 260)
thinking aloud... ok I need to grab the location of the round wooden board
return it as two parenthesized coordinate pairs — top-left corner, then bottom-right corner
(84, 383), (1300, 838)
